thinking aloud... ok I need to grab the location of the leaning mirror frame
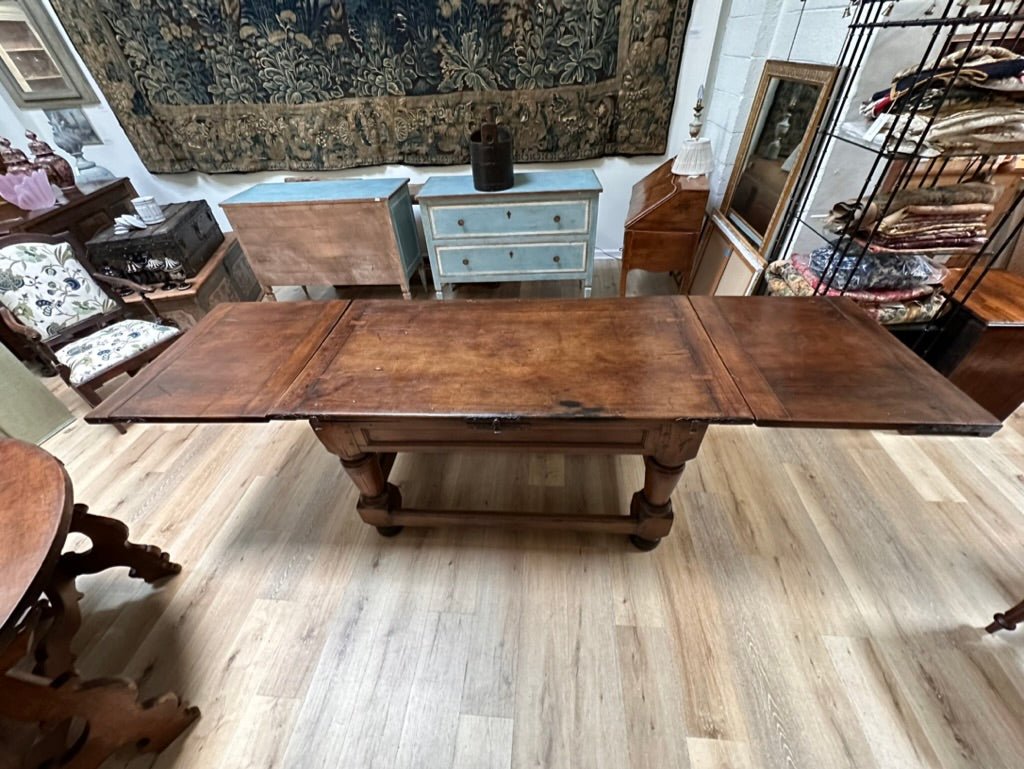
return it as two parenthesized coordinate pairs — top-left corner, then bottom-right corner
(0, 0), (96, 109)
(721, 60), (839, 256)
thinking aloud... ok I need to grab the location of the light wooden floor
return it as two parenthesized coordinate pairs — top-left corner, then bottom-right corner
(33, 261), (1024, 769)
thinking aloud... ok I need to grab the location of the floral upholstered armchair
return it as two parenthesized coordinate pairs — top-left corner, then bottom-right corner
(0, 233), (179, 431)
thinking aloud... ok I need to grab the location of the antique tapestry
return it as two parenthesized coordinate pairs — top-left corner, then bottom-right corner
(49, 0), (693, 173)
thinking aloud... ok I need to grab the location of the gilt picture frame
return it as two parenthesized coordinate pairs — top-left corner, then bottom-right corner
(720, 60), (838, 256)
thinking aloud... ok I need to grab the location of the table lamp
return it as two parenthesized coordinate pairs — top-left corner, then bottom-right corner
(672, 86), (714, 178)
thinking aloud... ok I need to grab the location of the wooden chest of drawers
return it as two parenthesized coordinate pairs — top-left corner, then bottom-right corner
(220, 179), (423, 299)
(418, 171), (602, 299)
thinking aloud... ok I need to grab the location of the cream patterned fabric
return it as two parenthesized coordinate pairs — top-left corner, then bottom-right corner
(0, 242), (118, 339)
(56, 319), (179, 385)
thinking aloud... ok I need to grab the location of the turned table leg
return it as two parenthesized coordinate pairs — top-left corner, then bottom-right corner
(987, 598), (1024, 633)
(340, 453), (404, 537)
(630, 423), (707, 551)
(313, 422), (403, 537)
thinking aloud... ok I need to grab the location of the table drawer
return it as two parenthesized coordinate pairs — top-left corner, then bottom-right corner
(437, 242), (587, 277)
(346, 419), (658, 454)
(429, 200), (590, 238)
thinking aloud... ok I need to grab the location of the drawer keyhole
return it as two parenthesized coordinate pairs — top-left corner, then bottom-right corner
(509, 250), (514, 258)
(457, 218), (465, 226)
(462, 258), (469, 265)
(506, 210), (512, 219)
(554, 215), (561, 223)
(553, 255), (560, 263)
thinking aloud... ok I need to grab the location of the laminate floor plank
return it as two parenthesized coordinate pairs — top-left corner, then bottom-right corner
(656, 510), (753, 744)
(615, 624), (692, 769)
(686, 737), (756, 769)
(19, 262), (1022, 769)
(451, 714), (514, 769)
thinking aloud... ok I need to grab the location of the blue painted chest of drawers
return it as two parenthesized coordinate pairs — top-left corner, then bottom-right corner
(417, 171), (602, 299)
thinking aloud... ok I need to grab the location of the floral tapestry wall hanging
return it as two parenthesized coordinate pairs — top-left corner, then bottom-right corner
(48, 0), (693, 173)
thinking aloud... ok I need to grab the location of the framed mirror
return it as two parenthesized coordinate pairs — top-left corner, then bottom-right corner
(0, 0), (96, 108)
(721, 61), (838, 253)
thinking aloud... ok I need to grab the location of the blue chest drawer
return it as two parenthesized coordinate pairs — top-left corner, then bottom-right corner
(436, 241), (588, 277)
(418, 171), (602, 299)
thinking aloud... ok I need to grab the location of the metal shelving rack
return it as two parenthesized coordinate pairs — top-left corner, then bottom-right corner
(772, 0), (1024, 355)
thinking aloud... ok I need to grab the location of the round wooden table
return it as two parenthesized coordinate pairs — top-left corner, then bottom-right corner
(0, 438), (73, 651)
(0, 437), (198, 769)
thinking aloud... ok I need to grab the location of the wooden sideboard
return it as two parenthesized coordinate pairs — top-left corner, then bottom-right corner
(0, 178), (136, 242)
(418, 171), (602, 299)
(220, 179), (423, 299)
(0, 178), (137, 364)
(620, 160), (709, 295)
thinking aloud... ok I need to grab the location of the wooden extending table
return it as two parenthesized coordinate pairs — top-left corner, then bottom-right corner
(87, 296), (999, 550)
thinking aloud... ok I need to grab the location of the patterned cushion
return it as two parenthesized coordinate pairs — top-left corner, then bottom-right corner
(0, 242), (118, 339)
(56, 319), (179, 386)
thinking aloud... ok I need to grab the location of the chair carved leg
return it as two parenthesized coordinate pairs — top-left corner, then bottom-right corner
(987, 598), (1024, 633)
(0, 672), (199, 769)
(61, 503), (182, 584)
(34, 566), (82, 678)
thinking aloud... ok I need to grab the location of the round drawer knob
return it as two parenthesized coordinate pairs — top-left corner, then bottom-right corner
(457, 218), (465, 226)
(462, 258), (469, 265)
(553, 255), (560, 263)
(554, 215), (561, 223)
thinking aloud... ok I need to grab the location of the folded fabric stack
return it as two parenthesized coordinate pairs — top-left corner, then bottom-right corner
(766, 243), (949, 325)
(825, 181), (998, 253)
(860, 45), (1024, 155)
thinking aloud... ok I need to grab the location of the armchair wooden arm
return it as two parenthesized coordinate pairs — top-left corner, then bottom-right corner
(0, 306), (64, 373)
(0, 306), (41, 341)
(93, 273), (156, 295)
(92, 274), (171, 326)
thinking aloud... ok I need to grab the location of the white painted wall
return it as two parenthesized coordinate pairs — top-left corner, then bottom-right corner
(0, 0), (724, 252)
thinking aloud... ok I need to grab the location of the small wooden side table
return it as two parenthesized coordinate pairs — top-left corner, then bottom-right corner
(620, 160), (709, 295)
(122, 234), (262, 328)
(0, 438), (197, 768)
(930, 269), (1024, 421)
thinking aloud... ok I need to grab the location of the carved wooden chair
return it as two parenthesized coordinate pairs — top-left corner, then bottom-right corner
(0, 233), (180, 430)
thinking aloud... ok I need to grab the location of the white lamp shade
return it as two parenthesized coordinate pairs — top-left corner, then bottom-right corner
(671, 138), (714, 177)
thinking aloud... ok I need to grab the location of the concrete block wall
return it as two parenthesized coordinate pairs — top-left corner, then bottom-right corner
(703, 0), (851, 209)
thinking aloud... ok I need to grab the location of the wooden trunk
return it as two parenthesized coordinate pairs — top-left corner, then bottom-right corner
(220, 179), (422, 300)
(86, 201), (224, 281)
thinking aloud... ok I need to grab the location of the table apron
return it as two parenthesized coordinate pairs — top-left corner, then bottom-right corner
(310, 418), (706, 461)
